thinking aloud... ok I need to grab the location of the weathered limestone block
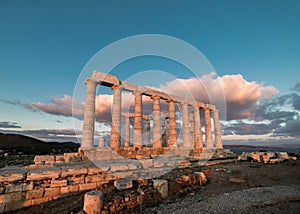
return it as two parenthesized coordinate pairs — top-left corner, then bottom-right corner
(153, 179), (168, 198)
(0, 192), (24, 212)
(110, 165), (129, 172)
(50, 180), (67, 188)
(139, 159), (153, 169)
(128, 164), (138, 170)
(34, 155), (55, 164)
(43, 187), (60, 198)
(60, 184), (79, 194)
(27, 167), (61, 180)
(0, 167), (26, 183)
(85, 175), (103, 183)
(194, 172), (207, 185)
(25, 188), (44, 200)
(61, 165), (88, 177)
(114, 178), (133, 190)
(153, 160), (165, 168)
(79, 183), (97, 191)
(55, 155), (65, 163)
(83, 190), (103, 214)
(278, 152), (289, 160)
(5, 183), (27, 193)
(31, 197), (52, 206)
(70, 176), (85, 184)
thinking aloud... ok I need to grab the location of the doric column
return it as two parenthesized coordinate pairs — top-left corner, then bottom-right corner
(168, 100), (177, 147)
(124, 116), (130, 147)
(204, 107), (213, 148)
(145, 119), (150, 146)
(164, 118), (169, 147)
(213, 109), (223, 149)
(133, 91), (143, 147)
(152, 95), (162, 148)
(110, 85), (122, 148)
(194, 106), (203, 149)
(189, 111), (195, 146)
(181, 103), (190, 147)
(82, 78), (97, 148)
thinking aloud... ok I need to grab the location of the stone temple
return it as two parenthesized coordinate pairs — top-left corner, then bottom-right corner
(80, 71), (223, 158)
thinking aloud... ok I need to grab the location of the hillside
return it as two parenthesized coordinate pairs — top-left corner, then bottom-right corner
(0, 132), (80, 155)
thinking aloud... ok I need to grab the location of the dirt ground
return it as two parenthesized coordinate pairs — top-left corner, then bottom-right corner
(12, 159), (300, 214)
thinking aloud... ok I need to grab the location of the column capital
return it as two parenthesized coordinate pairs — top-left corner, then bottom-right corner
(151, 94), (161, 100)
(85, 78), (97, 85)
(132, 90), (143, 96)
(111, 84), (123, 91)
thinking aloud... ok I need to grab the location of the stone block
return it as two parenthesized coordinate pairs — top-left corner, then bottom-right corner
(34, 155), (55, 164)
(79, 183), (97, 191)
(50, 180), (67, 188)
(278, 152), (289, 160)
(61, 165), (88, 177)
(0, 167), (26, 183)
(114, 178), (133, 190)
(43, 187), (60, 198)
(70, 176), (85, 184)
(110, 164), (129, 172)
(128, 164), (138, 170)
(0, 192), (24, 212)
(25, 189), (44, 199)
(85, 175), (103, 183)
(139, 159), (153, 169)
(55, 155), (65, 163)
(27, 168), (61, 180)
(153, 160), (165, 168)
(153, 179), (168, 198)
(31, 197), (52, 206)
(60, 184), (79, 194)
(194, 172), (207, 185)
(83, 190), (103, 214)
(5, 183), (27, 193)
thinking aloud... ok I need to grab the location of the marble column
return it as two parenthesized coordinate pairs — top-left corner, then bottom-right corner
(165, 118), (169, 147)
(124, 116), (130, 147)
(168, 100), (177, 147)
(145, 119), (151, 146)
(204, 107), (213, 148)
(189, 111), (195, 146)
(82, 78), (97, 148)
(152, 95), (162, 148)
(133, 91), (143, 147)
(99, 138), (105, 148)
(213, 109), (223, 149)
(181, 103), (190, 147)
(110, 85), (122, 148)
(193, 106), (203, 149)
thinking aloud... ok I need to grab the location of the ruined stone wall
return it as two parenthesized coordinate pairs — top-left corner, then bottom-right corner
(0, 151), (197, 213)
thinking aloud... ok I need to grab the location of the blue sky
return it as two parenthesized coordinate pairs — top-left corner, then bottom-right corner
(0, 0), (299, 146)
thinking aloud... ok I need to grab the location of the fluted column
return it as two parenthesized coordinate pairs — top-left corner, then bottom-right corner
(145, 119), (150, 146)
(133, 91), (143, 147)
(168, 100), (177, 147)
(194, 106), (203, 149)
(165, 118), (169, 147)
(152, 95), (162, 148)
(189, 111), (195, 146)
(213, 109), (223, 149)
(82, 78), (97, 148)
(181, 103), (190, 147)
(110, 85), (122, 148)
(124, 116), (130, 147)
(204, 107), (213, 148)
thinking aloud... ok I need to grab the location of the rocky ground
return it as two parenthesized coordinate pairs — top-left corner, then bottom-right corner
(11, 158), (300, 214)
(145, 159), (300, 213)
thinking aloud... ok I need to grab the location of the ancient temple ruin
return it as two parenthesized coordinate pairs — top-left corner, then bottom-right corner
(80, 71), (223, 157)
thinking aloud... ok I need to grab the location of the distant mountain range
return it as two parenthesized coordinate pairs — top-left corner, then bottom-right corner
(0, 132), (80, 155)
